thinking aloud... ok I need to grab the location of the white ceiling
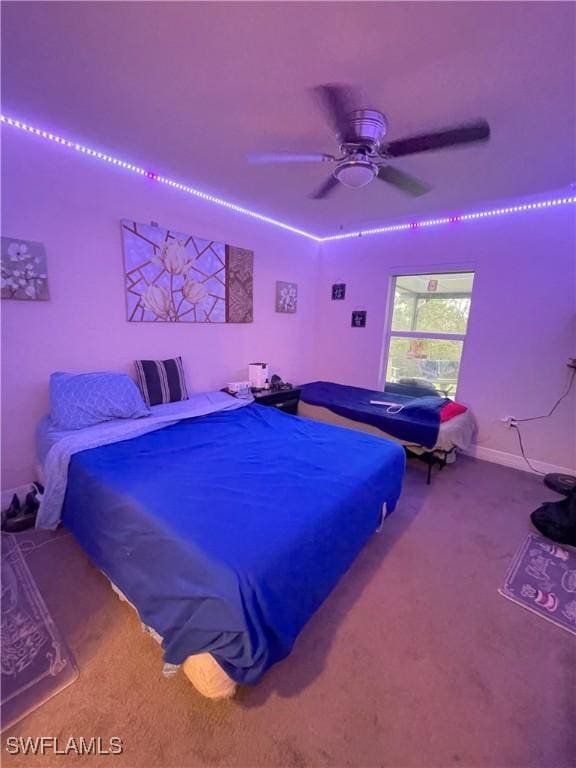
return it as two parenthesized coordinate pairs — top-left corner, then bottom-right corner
(2, 1), (575, 235)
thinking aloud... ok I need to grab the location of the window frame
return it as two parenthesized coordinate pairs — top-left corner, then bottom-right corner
(378, 264), (476, 398)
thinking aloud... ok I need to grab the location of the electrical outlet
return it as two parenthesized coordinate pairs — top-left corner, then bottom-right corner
(568, 358), (576, 370)
(500, 415), (517, 428)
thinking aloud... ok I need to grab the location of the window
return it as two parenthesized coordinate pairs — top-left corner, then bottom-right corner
(384, 272), (475, 398)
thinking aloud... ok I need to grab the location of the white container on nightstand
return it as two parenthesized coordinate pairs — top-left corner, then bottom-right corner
(248, 362), (269, 389)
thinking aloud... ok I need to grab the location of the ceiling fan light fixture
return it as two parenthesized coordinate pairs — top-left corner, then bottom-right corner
(335, 158), (377, 188)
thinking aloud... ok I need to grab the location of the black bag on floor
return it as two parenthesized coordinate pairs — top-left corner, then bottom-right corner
(531, 490), (576, 547)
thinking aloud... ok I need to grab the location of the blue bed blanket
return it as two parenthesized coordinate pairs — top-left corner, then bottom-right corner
(36, 392), (249, 529)
(62, 403), (405, 684)
(300, 381), (449, 449)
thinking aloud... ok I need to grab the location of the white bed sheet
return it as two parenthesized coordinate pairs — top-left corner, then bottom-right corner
(35, 392), (248, 529)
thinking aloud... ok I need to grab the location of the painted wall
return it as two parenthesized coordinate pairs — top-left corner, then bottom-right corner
(313, 205), (576, 470)
(1, 129), (319, 487)
(2, 127), (574, 489)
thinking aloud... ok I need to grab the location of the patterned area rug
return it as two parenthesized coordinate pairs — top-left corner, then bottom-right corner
(1, 533), (79, 730)
(500, 532), (576, 636)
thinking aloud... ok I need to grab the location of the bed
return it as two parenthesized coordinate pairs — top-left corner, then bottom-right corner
(299, 381), (475, 483)
(36, 391), (405, 698)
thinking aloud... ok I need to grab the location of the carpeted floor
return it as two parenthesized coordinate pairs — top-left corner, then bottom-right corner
(2, 457), (575, 768)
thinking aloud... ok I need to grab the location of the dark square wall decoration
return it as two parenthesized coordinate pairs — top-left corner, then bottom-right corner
(332, 283), (346, 300)
(351, 310), (367, 328)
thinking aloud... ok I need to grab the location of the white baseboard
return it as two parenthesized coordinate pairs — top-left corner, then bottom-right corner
(463, 445), (575, 476)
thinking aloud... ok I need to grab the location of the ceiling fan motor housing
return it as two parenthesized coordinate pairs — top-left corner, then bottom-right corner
(335, 110), (388, 188)
(344, 109), (388, 151)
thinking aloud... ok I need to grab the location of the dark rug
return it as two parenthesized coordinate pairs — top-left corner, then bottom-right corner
(500, 532), (576, 636)
(1, 533), (79, 730)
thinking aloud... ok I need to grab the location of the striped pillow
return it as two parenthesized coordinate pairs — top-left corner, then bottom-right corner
(135, 357), (189, 407)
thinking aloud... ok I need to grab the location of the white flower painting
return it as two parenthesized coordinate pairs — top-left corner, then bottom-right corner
(1, 238), (49, 301)
(122, 220), (228, 323)
(275, 281), (298, 314)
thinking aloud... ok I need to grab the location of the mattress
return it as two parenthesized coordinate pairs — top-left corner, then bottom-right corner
(298, 401), (475, 455)
(60, 402), (406, 685)
(110, 581), (236, 699)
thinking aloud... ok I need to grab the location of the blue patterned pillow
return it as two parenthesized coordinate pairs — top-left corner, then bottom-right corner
(50, 372), (150, 430)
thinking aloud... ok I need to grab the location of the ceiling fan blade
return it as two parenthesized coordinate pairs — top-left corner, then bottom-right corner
(384, 119), (490, 158)
(247, 151), (335, 164)
(311, 84), (358, 142)
(309, 174), (340, 200)
(376, 165), (431, 197)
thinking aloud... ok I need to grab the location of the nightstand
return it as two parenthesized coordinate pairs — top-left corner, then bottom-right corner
(252, 387), (301, 415)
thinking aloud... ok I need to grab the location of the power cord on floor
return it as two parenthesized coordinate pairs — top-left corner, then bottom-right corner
(511, 366), (576, 474)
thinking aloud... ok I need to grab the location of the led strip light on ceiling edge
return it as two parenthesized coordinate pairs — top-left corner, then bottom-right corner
(1, 114), (574, 243)
(0, 114), (320, 242)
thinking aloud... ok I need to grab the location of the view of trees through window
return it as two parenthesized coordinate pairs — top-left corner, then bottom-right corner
(385, 272), (474, 398)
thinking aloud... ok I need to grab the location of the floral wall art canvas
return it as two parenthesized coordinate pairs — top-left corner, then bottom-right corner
(275, 281), (298, 314)
(121, 220), (253, 323)
(1, 237), (49, 301)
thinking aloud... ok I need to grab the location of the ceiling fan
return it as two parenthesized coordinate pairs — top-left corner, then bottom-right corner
(247, 84), (490, 199)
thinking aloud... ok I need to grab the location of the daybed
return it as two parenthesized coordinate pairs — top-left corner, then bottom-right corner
(299, 381), (475, 483)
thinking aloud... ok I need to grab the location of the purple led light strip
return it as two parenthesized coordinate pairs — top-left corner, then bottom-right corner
(1, 114), (574, 243)
(0, 114), (320, 241)
(321, 196), (576, 242)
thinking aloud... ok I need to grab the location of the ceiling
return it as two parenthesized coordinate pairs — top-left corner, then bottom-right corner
(2, 1), (575, 235)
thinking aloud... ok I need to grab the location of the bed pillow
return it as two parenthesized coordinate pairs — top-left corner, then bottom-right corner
(134, 357), (189, 407)
(386, 379), (440, 398)
(440, 401), (468, 422)
(50, 371), (150, 431)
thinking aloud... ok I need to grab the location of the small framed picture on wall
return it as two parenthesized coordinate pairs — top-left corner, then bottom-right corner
(275, 281), (298, 313)
(331, 283), (346, 300)
(1, 237), (49, 301)
(351, 310), (367, 328)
